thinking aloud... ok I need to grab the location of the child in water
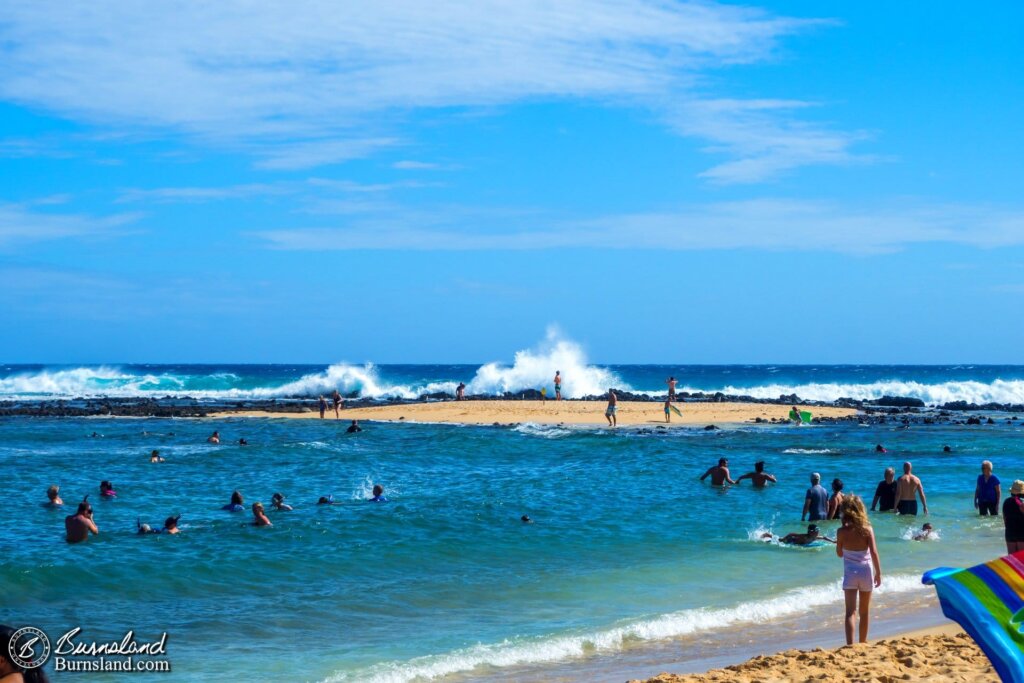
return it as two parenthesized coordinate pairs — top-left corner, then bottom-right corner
(370, 484), (388, 503)
(271, 493), (293, 511)
(100, 480), (117, 498)
(913, 523), (935, 541)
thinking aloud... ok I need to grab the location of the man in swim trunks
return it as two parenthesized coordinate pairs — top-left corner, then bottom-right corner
(700, 458), (736, 486)
(895, 461), (928, 515)
(605, 389), (617, 427)
(554, 371), (562, 400)
(664, 398), (672, 423)
(65, 500), (99, 543)
(802, 472), (829, 521)
(870, 467), (897, 512)
(332, 389), (343, 418)
(666, 376), (677, 401)
(737, 461), (777, 487)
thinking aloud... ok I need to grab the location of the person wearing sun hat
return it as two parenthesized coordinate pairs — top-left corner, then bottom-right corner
(1002, 480), (1024, 554)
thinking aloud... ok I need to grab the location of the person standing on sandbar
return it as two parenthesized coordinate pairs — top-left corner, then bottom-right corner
(332, 389), (343, 418)
(605, 389), (617, 427)
(895, 461), (928, 515)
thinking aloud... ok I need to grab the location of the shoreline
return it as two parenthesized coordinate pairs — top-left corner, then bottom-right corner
(207, 400), (859, 427)
(630, 621), (994, 683)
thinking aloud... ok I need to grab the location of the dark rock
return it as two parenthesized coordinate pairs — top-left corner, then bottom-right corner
(870, 396), (926, 408)
(704, 424), (719, 431)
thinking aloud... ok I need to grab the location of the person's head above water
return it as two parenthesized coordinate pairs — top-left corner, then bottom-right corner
(317, 495), (333, 505)
(47, 484), (60, 501)
(754, 461), (765, 473)
(806, 524), (819, 537)
(810, 472), (821, 484)
(230, 490), (243, 505)
(832, 478), (844, 493)
(165, 515), (180, 530)
(922, 522), (933, 531)
(372, 484), (384, 497)
(521, 515), (532, 523)
(272, 493), (284, 503)
(943, 445), (952, 453)
(876, 444), (886, 453)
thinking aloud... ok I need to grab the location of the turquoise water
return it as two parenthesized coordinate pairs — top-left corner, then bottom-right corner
(2, 415), (1020, 681)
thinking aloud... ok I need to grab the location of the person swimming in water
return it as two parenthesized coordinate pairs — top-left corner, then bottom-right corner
(736, 461), (777, 487)
(700, 458), (736, 486)
(270, 493), (293, 511)
(45, 484), (64, 507)
(521, 514), (533, 523)
(346, 420), (362, 433)
(223, 490), (244, 511)
(163, 515), (182, 534)
(370, 484), (388, 502)
(208, 431), (221, 444)
(65, 499), (99, 543)
(251, 502), (272, 527)
(99, 480), (116, 498)
(317, 495), (336, 505)
(875, 444), (887, 453)
(150, 449), (164, 463)
(136, 517), (160, 535)
(238, 438), (248, 446)
(913, 523), (935, 541)
(763, 524), (835, 546)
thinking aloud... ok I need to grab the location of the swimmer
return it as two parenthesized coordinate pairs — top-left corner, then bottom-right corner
(222, 490), (245, 511)
(65, 499), (99, 543)
(317, 495), (336, 505)
(45, 485), (64, 507)
(521, 515), (533, 523)
(238, 438), (248, 446)
(700, 458), (736, 486)
(208, 431), (221, 444)
(90, 431), (100, 438)
(875, 444), (886, 453)
(766, 524), (835, 546)
(913, 523), (935, 541)
(164, 515), (182, 534)
(370, 484), (388, 503)
(99, 480), (116, 498)
(346, 420), (362, 433)
(251, 502), (272, 527)
(943, 445), (952, 453)
(736, 461), (777, 488)
(150, 449), (164, 463)
(136, 518), (160, 535)
(270, 493), (293, 511)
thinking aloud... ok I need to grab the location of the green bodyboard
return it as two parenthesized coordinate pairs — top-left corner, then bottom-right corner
(788, 410), (812, 423)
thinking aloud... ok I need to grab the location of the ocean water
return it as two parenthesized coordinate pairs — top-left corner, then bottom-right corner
(2, 406), (1022, 681)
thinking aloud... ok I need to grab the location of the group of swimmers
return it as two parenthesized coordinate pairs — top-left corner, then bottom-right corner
(51, 427), (383, 543)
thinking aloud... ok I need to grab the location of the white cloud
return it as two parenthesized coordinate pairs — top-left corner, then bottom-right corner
(0, 2), (853, 178)
(0, 203), (140, 247)
(251, 199), (1024, 253)
(393, 160), (443, 170)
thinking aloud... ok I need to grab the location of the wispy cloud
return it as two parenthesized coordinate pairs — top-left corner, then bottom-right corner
(251, 199), (1024, 254)
(116, 183), (288, 203)
(393, 160), (445, 171)
(0, 203), (140, 247)
(0, 2), (855, 178)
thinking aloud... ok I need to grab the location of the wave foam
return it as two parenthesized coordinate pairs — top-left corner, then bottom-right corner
(324, 574), (925, 683)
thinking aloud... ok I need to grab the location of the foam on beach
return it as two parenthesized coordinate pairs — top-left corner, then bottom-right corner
(324, 574), (926, 683)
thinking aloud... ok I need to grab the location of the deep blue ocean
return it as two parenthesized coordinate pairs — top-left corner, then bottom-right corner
(2, 358), (1023, 681)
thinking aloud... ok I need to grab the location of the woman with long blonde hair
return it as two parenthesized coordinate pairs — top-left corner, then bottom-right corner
(836, 494), (882, 644)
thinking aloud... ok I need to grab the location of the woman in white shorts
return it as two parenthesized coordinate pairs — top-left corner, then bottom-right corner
(836, 494), (882, 644)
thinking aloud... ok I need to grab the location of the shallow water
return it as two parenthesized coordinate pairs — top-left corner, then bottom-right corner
(1, 416), (1019, 681)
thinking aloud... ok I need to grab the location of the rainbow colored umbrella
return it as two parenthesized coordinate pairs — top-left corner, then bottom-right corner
(923, 550), (1024, 682)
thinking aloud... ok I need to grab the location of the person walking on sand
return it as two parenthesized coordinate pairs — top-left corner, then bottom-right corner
(802, 473), (829, 522)
(666, 376), (677, 401)
(65, 500), (99, 543)
(332, 389), (343, 418)
(1003, 481), (1024, 553)
(318, 395), (327, 419)
(974, 460), (1001, 516)
(828, 478), (845, 520)
(895, 462), (928, 515)
(605, 389), (618, 427)
(554, 371), (562, 401)
(737, 461), (776, 488)
(456, 382), (466, 401)
(700, 458), (736, 486)
(871, 467), (897, 512)
(836, 495), (882, 644)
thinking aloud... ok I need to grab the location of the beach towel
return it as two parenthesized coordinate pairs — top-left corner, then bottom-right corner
(923, 550), (1024, 682)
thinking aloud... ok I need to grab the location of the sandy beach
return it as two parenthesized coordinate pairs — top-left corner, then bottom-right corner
(632, 624), (996, 683)
(210, 400), (858, 426)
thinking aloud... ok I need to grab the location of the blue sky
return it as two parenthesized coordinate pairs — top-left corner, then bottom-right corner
(1, 1), (1022, 363)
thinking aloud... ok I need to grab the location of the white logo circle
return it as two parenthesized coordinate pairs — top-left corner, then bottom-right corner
(8, 627), (51, 670)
